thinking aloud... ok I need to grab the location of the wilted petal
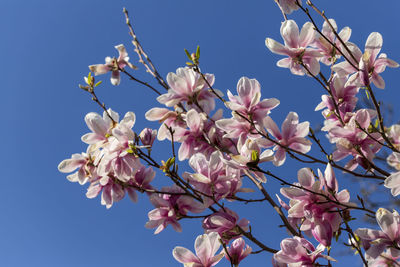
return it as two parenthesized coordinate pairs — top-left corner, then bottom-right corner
(89, 64), (110, 75)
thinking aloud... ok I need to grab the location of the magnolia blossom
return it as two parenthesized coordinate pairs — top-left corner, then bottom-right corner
(355, 208), (400, 259)
(385, 151), (400, 197)
(124, 166), (156, 203)
(172, 232), (224, 267)
(58, 149), (95, 185)
(157, 67), (219, 114)
(183, 152), (246, 207)
(367, 250), (400, 267)
(80, 109), (119, 146)
(263, 112), (311, 166)
(229, 138), (273, 183)
(266, 20), (321, 76)
(98, 123), (141, 182)
(273, 236), (334, 266)
(145, 107), (187, 141)
(315, 74), (359, 122)
(177, 109), (216, 161)
(328, 109), (382, 171)
(224, 238), (252, 266)
(226, 77), (279, 124)
(86, 174), (125, 209)
(139, 128), (157, 147)
(279, 164), (350, 246)
(313, 19), (351, 65)
(145, 185), (204, 234)
(386, 134), (400, 197)
(332, 32), (399, 89)
(89, 44), (137, 85)
(277, 0), (301, 15)
(58, 109), (148, 208)
(216, 113), (257, 148)
(202, 208), (249, 242)
(388, 125), (400, 150)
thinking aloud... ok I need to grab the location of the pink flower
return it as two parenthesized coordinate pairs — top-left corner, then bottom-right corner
(86, 174), (125, 209)
(145, 107), (187, 141)
(315, 74), (359, 120)
(388, 124), (400, 150)
(385, 152), (400, 197)
(226, 77), (279, 124)
(387, 152), (400, 171)
(183, 152), (246, 207)
(313, 19), (351, 65)
(145, 185), (205, 234)
(178, 109), (216, 161)
(58, 149), (96, 185)
(124, 166), (156, 203)
(157, 67), (219, 114)
(272, 257), (288, 267)
(279, 164), (351, 246)
(80, 109), (119, 147)
(368, 249), (400, 266)
(263, 112), (311, 166)
(278, 0), (301, 15)
(229, 138), (273, 183)
(139, 127), (157, 147)
(329, 109), (382, 171)
(273, 237), (334, 266)
(224, 238), (252, 265)
(266, 20), (321, 76)
(355, 208), (400, 259)
(215, 114), (255, 147)
(384, 172), (400, 197)
(97, 113), (141, 182)
(358, 33), (399, 89)
(202, 208), (249, 242)
(333, 33), (399, 89)
(89, 44), (136, 85)
(173, 232), (224, 267)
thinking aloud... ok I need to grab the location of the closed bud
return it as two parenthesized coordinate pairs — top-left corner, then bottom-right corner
(139, 128), (157, 147)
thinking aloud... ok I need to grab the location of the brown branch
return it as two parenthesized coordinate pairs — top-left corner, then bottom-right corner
(120, 68), (162, 95)
(243, 170), (301, 237)
(295, 0), (359, 71)
(237, 226), (279, 254)
(123, 8), (169, 90)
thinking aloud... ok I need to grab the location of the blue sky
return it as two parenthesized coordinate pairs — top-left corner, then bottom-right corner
(2, 0), (400, 266)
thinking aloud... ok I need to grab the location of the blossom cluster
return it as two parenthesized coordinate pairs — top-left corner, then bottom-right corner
(58, 1), (400, 266)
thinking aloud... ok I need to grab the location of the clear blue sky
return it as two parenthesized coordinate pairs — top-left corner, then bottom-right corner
(2, 0), (400, 266)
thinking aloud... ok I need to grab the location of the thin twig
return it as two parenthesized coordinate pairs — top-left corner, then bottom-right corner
(123, 8), (169, 90)
(243, 170), (301, 237)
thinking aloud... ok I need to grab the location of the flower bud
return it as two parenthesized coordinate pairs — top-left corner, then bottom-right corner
(139, 128), (157, 147)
